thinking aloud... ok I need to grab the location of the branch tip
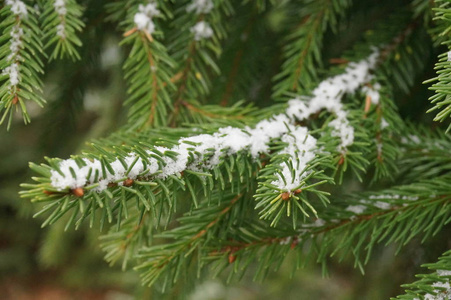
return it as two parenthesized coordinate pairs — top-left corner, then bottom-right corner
(72, 187), (84, 197)
(281, 192), (291, 201)
(123, 179), (134, 187)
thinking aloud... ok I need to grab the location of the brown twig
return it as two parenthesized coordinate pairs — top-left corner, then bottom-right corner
(291, 8), (325, 91)
(215, 196), (450, 255)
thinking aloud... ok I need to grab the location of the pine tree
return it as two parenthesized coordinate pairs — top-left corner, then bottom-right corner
(2, 0), (450, 298)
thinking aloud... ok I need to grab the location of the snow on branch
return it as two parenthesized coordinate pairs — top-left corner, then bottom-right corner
(1, 0), (46, 128)
(186, 0), (214, 14)
(287, 50), (380, 152)
(2, 0), (28, 89)
(134, 3), (160, 34)
(398, 248), (451, 300)
(417, 271), (451, 300)
(191, 21), (214, 41)
(51, 114), (312, 192)
(53, 0), (67, 38)
(187, 0), (215, 41)
(5, 0), (27, 17)
(421, 283), (451, 300)
(40, 0), (84, 60)
(49, 50), (380, 193)
(270, 125), (317, 191)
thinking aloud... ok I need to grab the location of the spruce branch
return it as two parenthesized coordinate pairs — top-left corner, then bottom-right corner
(207, 178), (451, 281)
(122, 2), (176, 129)
(361, 79), (403, 181)
(396, 250), (451, 299)
(420, 1), (451, 131)
(0, 0), (45, 129)
(14, 1), (451, 295)
(105, 0), (141, 25)
(21, 49), (387, 231)
(100, 206), (152, 270)
(41, 0), (85, 60)
(426, 49), (451, 132)
(135, 192), (243, 288)
(168, 0), (232, 126)
(272, 0), (352, 98)
(397, 125), (451, 183)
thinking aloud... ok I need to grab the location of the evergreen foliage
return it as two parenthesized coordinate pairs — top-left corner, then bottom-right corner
(0, 1), (45, 129)
(1, 0), (450, 297)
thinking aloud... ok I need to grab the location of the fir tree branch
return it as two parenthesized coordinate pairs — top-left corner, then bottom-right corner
(16, 2), (451, 293)
(104, 0), (141, 25)
(135, 192), (243, 287)
(0, 1), (45, 129)
(397, 126), (451, 183)
(361, 80), (403, 181)
(21, 50), (386, 231)
(179, 100), (256, 126)
(272, 0), (352, 98)
(208, 178), (451, 280)
(168, 0), (232, 126)
(101, 207), (151, 270)
(41, 0), (85, 60)
(122, 2), (176, 129)
(396, 249), (451, 299)
(426, 45), (451, 132)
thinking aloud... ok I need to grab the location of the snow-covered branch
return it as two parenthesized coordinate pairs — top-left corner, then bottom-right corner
(54, 0), (67, 38)
(50, 50), (381, 193)
(2, 0), (28, 90)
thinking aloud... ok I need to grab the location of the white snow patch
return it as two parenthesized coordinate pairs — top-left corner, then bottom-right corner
(346, 205), (366, 214)
(376, 139), (383, 155)
(3, 2), (27, 88)
(361, 82), (381, 105)
(409, 135), (421, 144)
(54, 0), (67, 16)
(368, 194), (419, 201)
(134, 3), (160, 34)
(287, 51), (379, 152)
(186, 0), (214, 14)
(50, 116), (317, 192)
(2, 63), (20, 86)
(313, 218), (325, 227)
(191, 21), (213, 41)
(271, 126), (317, 191)
(424, 281), (451, 300)
(56, 24), (66, 38)
(279, 236), (292, 245)
(9, 25), (24, 59)
(54, 0), (68, 38)
(373, 201), (391, 210)
(5, 0), (28, 17)
(438, 270), (451, 277)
